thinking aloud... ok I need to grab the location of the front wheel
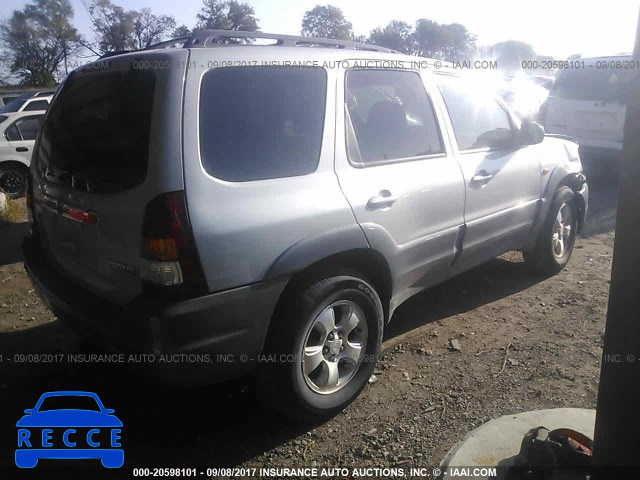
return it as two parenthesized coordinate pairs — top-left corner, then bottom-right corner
(524, 186), (578, 274)
(257, 274), (384, 420)
(0, 164), (27, 198)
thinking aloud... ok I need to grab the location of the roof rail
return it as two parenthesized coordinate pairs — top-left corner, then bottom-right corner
(142, 36), (191, 51)
(184, 30), (399, 54)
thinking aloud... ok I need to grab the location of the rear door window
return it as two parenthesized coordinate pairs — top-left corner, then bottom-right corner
(552, 67), (634, 103)
(346, 69), (444, 165)
(4, 115), (43, 141)
(24, 100), (49, 111)
(37, 66), (156, 193)
(199, 66), (327, 182)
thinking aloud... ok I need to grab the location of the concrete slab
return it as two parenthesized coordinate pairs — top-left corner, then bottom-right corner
(439, 408), (595, 479)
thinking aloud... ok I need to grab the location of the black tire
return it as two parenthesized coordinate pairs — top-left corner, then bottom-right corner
(523, 186), (578, 274)
(257, 274), (384, 421)
(0, 163), (27, 198)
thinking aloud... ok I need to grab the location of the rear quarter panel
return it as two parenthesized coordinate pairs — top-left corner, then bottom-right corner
(182, 49), (360, 293)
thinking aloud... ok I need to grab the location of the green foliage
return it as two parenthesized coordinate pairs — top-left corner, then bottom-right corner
(489, 40), (536, 68)
(368, 19), (476, 60)
(369, 21), (414, 54)
(301, 5), (353, 40)
(172, 25), (192, 39)
(196, 0), (259, 43)
(132, 8), (177, 49)
(0, 0), (81, 85)
(86, 0), (178, 53)
(87, 0), (136, 53)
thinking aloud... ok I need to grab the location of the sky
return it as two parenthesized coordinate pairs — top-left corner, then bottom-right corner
(1, 0), (638, 59)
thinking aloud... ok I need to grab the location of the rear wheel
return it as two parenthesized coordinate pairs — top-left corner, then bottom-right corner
(0, 163), (27, 198)
(524, 186), (578, 274)
(257, 274), (383, 420)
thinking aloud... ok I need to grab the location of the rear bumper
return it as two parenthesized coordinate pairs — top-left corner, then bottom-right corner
(22, 235), (288, 384)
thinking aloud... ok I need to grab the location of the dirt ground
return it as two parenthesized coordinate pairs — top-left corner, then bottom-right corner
(0, 168), (618, 476)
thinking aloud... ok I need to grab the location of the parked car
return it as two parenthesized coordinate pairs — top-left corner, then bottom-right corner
(0, 91), (53, 114)
(539, 54), (634, 164)
(0, 111), (45, 197)
(495, 72), (550, 123)
(23, 30), (588, 420)
(0, 93), (22, 107)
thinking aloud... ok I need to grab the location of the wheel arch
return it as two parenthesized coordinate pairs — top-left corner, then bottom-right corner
(266, 243), (393, 324)
(528, 170), (587, 248)
(0, 159), (30, 170)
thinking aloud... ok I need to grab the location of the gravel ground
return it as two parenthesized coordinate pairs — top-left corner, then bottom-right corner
(0, 171), (618, 477)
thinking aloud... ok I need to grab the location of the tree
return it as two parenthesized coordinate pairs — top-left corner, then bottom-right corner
(490, 40), (536, 69)
(301, 5), (352, 40)
(412, 19), (475, 61)
(196, 0), (259, 42)
(172, 25), (192, 39)
(132, 8), (176, 49)
(86, 0), (136, 53)
(368, 21), (413, 54)
(0, 0), (82, 85)
(413, 19), (445, 58)
(439, 23), (476, 62)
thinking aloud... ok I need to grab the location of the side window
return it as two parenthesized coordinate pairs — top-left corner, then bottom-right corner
(24, 100), (49, 111)
(5, 124), (21, 141)
(346, 69), (444, 165)
(15, 116), (43, 140)
(438, 76), (513, 151)
(199, 66), (327, 182)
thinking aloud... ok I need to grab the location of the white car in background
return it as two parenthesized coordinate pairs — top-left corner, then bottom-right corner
(540, 54), (634, 166)
(0, 92), (53, 114)
(0, 111), (45, 197)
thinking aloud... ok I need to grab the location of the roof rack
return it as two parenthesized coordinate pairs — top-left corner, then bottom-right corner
(184, 30), (399, 54)
(94, 30), (399, 60)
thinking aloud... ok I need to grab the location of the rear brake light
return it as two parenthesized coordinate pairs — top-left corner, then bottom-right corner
(141, 191), (207, 299)
(62, 206), (98, 225)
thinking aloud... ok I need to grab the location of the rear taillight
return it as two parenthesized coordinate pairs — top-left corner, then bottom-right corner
(141, 191), (207, 299)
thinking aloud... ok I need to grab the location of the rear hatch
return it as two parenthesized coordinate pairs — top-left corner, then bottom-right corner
(30, 50), (189, 305)
(543, 66), (631, 147)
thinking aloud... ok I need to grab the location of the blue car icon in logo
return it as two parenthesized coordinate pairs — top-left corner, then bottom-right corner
(16, 391), (123, 468)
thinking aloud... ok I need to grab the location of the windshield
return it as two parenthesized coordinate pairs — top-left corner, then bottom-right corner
(0, 93), (30, 113)
(37, 395), (102, 412)
(551, 66), (634, 103)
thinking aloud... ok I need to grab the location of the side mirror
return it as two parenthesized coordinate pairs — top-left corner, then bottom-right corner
(24, 409), (33, 414)
(104, 409), (115, 414)
(520, 121), (545, 145)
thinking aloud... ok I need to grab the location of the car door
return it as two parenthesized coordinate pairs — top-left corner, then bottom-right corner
(436, 75), (541, 273)
(2, 115), (43, 165)
(335, 67), (466, 307)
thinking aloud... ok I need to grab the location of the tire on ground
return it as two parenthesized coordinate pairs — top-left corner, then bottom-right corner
(524, 186), (578, 275)
(257, 274), (384, 421)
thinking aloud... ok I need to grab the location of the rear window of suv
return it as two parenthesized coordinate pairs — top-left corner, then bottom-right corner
(199, 66), (327, 182)
(551, 66), (634, 103)
(36, 65), (156, 193)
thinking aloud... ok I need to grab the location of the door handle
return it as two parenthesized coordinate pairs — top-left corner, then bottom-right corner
(16, 147), (29, 152)
(367, 190), (398, 209)
(471, 171), (493, 184)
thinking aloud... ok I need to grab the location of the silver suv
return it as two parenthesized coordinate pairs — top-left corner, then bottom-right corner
(23, 31), (588, 419)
